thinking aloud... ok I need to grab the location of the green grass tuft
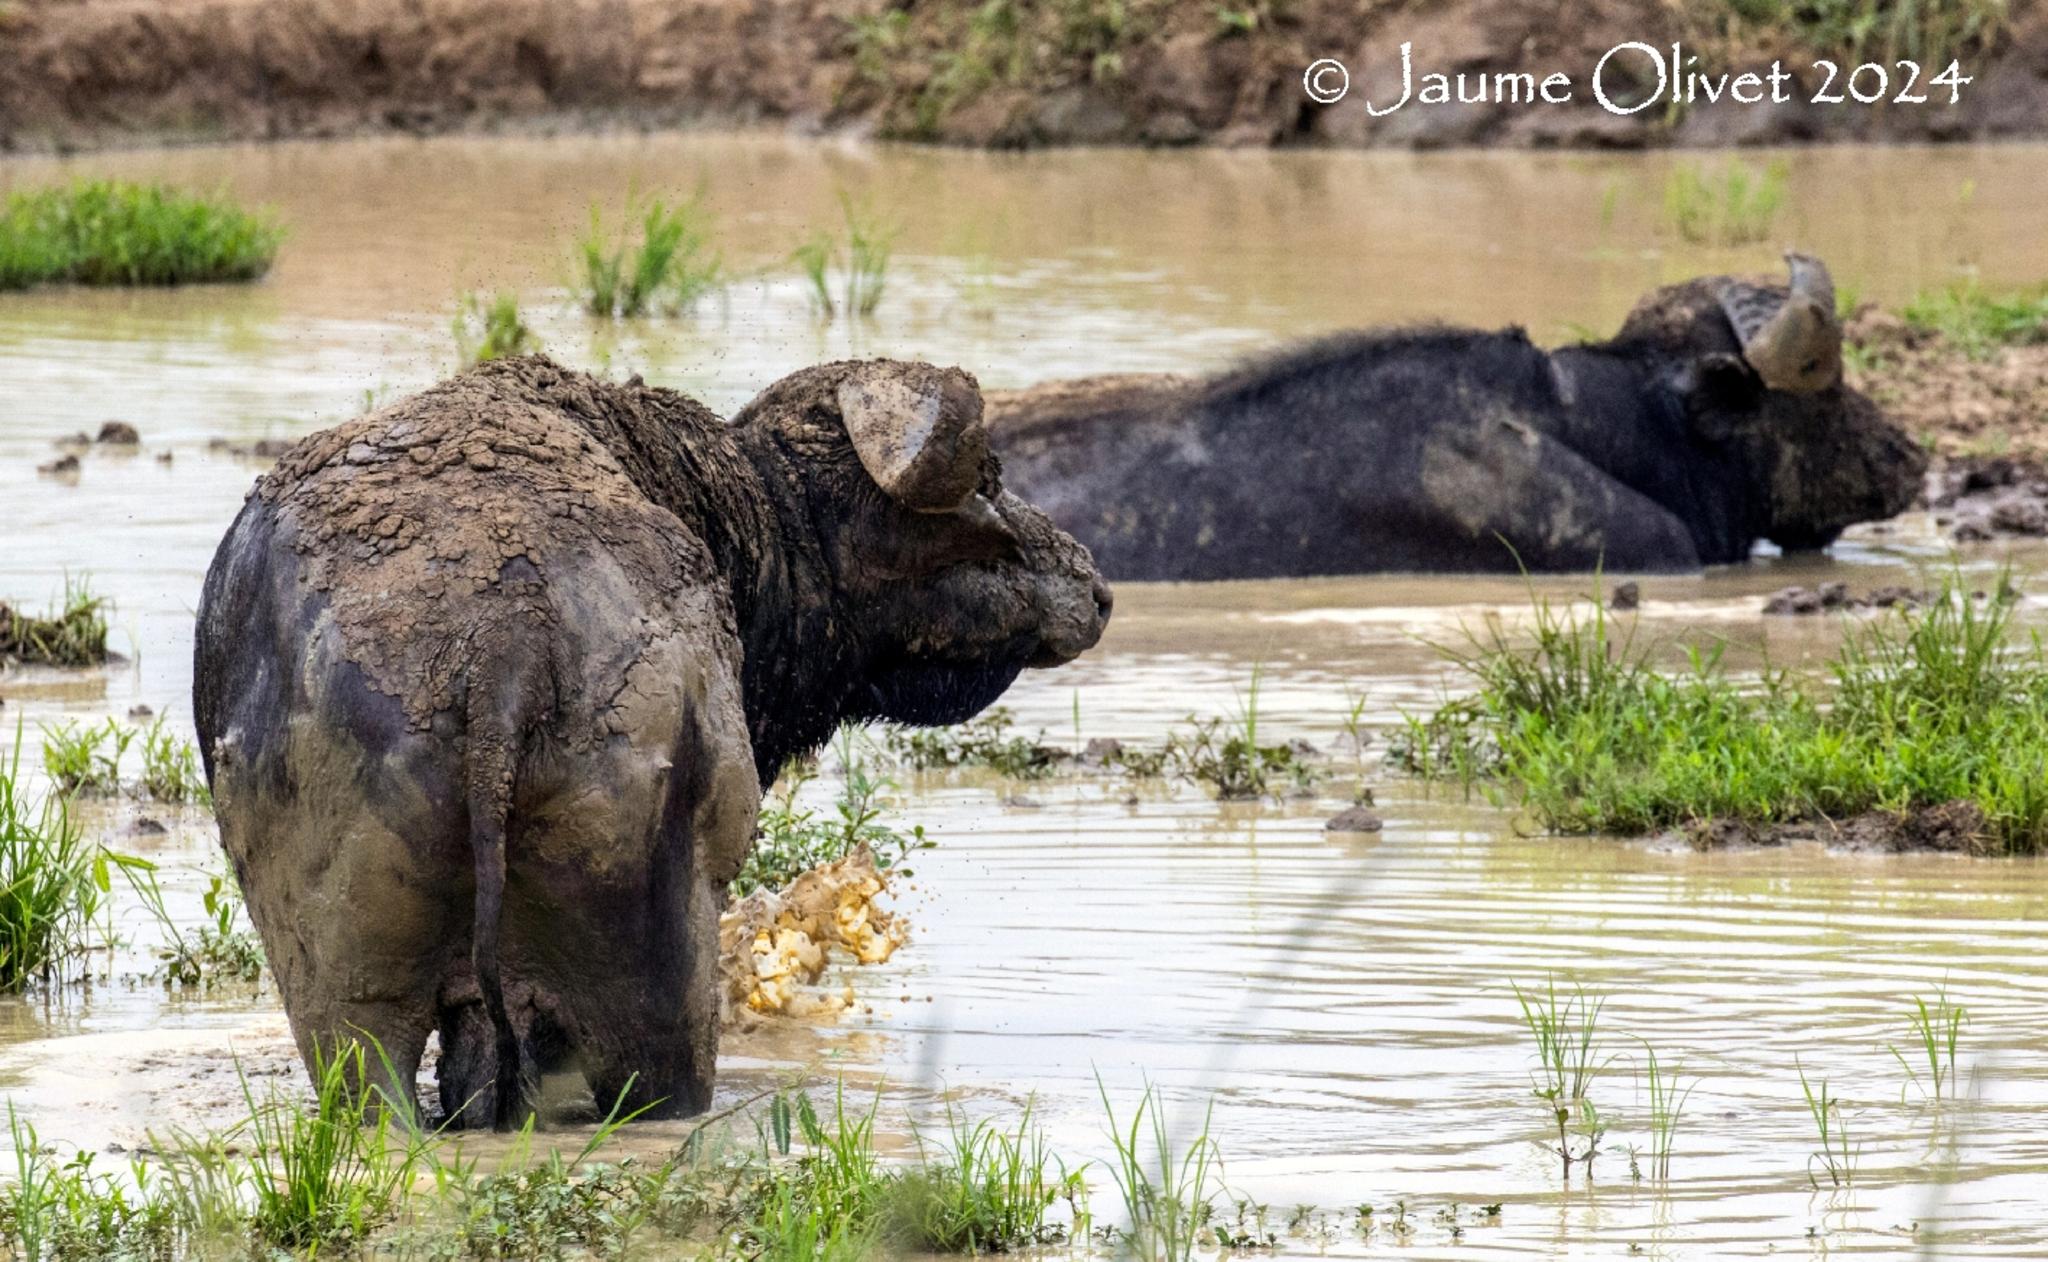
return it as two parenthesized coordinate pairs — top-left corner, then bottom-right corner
(886, 706), (1066, 779)
(1902, 278), (2048, 359)
(735, 753), (932, 898)
(235, 1041), (430, 1251)
(575, 193), (724, 318)
(790, 193), (897, 321)
(1098, 1076), (1221, 1262)
(0, 180), (282, 290)
(0, 730), (108, 992)
(0, 579), (109, 668)
(1663, 159), (1787, 246)
(886, 1098), (1076, 1252)
(452, 291), (541, 367)
(1399, 576), (2048, 853)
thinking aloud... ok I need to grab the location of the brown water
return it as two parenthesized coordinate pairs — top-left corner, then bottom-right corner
(3, 132), (2048, 1257)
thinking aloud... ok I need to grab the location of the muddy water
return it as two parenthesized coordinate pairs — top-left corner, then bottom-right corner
(3, 132), (2048, 1256)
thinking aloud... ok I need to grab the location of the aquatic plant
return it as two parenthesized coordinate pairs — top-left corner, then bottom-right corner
(0, 180), (283, 291)
(740, 1085), (892, 1261)
(0, 732), (107, 993)
(1797, 1059), (1858, 1189)
(1514, 976), (1608, 1180)
(1902, 278), (2048, 359)
(790, 194), (897, 321)
(0, 579), (110, 668)
(123, 861), (263, 989)
(1098, 1078), (1221, 1262)
(886, 1098), (1076, 1252)
(735, 759), (931, 897)
(234, 1041), (431, 1251)
(451, 291), (541, 367)
(1399, 576), (2048, 855)
(885, 706), (1065, 779)
(39, 719), (132, 797)
(793, 232), (837, 318)
(42, 716), (207, 805)
(139, 719), (209, 806)
(1169, 665), (1317, 800)
(575, 193), (724, 318)
(1662, 159), (1787, 246)
(3, 1107), (183, 1262)
(1636, 1040), (1692, 1182)
(1891, 983), (1969, 1101)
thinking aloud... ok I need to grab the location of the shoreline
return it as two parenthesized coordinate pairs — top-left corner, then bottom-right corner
(3, 0), (2046, 158)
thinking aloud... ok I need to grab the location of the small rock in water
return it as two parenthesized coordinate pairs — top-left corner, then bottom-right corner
(1325, 804), (1384, 833)
(53, 432), (92, 450)
(37, 453), (81, 478)
(128, 705), (155, 720)
(1079, 736), (1125, 767)
(1002, 794), (1043, 810)
(1608, 580), (1640, 611)
(1817, 581), (1850, 609)
(1762, 586), (1821, 616)
(1990, 497), (2048, 536)
(96, 420), (141, 445)
(1953, 518), (1995, 543)
(127, 817), (168, 837)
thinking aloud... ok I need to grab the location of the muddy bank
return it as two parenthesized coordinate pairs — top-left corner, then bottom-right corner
(1679, 799), (1995, 853)
(3, 0), (2047, 155)
(1837, 308), (2048, 542)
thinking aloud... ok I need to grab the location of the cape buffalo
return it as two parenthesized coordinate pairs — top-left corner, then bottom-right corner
(194, 356), (1110, 1128)
(991, 255), (1924, 579)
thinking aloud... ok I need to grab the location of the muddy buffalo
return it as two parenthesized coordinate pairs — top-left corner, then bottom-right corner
(194, 356), (1109, 1128)
(992, 255), (1924, 579)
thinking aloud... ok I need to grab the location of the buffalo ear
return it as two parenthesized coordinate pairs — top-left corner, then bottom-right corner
(838, 363), (988, 512)
(1677, 352), (1762, 442)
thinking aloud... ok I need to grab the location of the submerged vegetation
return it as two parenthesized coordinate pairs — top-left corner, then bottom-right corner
(0, 180), (283, 290)
(793, 194), (896, 320)
(0, 735), (104, 993)
(1662, 158), (1787, 246)
(451, 291), (541, 367)
(41, 717), (207, 804)
(0, 1069), (1215, 1260)
(1514, 977), (1608, 1181)
(883, 685), (1318, 801)
(738, 757), (931, 898)
(886, 707), (1066, 779)
(575, 194), (725, 318)
(1397, 577), (2048, 854)
(0, 581), (109, 668)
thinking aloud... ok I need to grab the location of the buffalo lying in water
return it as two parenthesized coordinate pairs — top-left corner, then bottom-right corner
(992, 256), (1924, 579)
(194, 356), (1109, 1127)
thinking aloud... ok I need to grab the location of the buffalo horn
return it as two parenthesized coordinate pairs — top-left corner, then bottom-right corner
(1718, 251), (1843, 394)
(838, 364), (988, 511)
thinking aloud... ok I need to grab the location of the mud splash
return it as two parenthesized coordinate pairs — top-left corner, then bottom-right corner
(719, 846), (908, 1023)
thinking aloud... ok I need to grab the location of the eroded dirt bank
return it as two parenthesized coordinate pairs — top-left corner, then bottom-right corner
(3, 0), (2047, 155)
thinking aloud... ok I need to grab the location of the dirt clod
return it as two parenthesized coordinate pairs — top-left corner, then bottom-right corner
(1326, 804), (1384, 833)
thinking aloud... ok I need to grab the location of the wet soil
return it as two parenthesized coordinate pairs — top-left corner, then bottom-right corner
(4, 0), (2047, 155)
(1680, 798), (1994, 853)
